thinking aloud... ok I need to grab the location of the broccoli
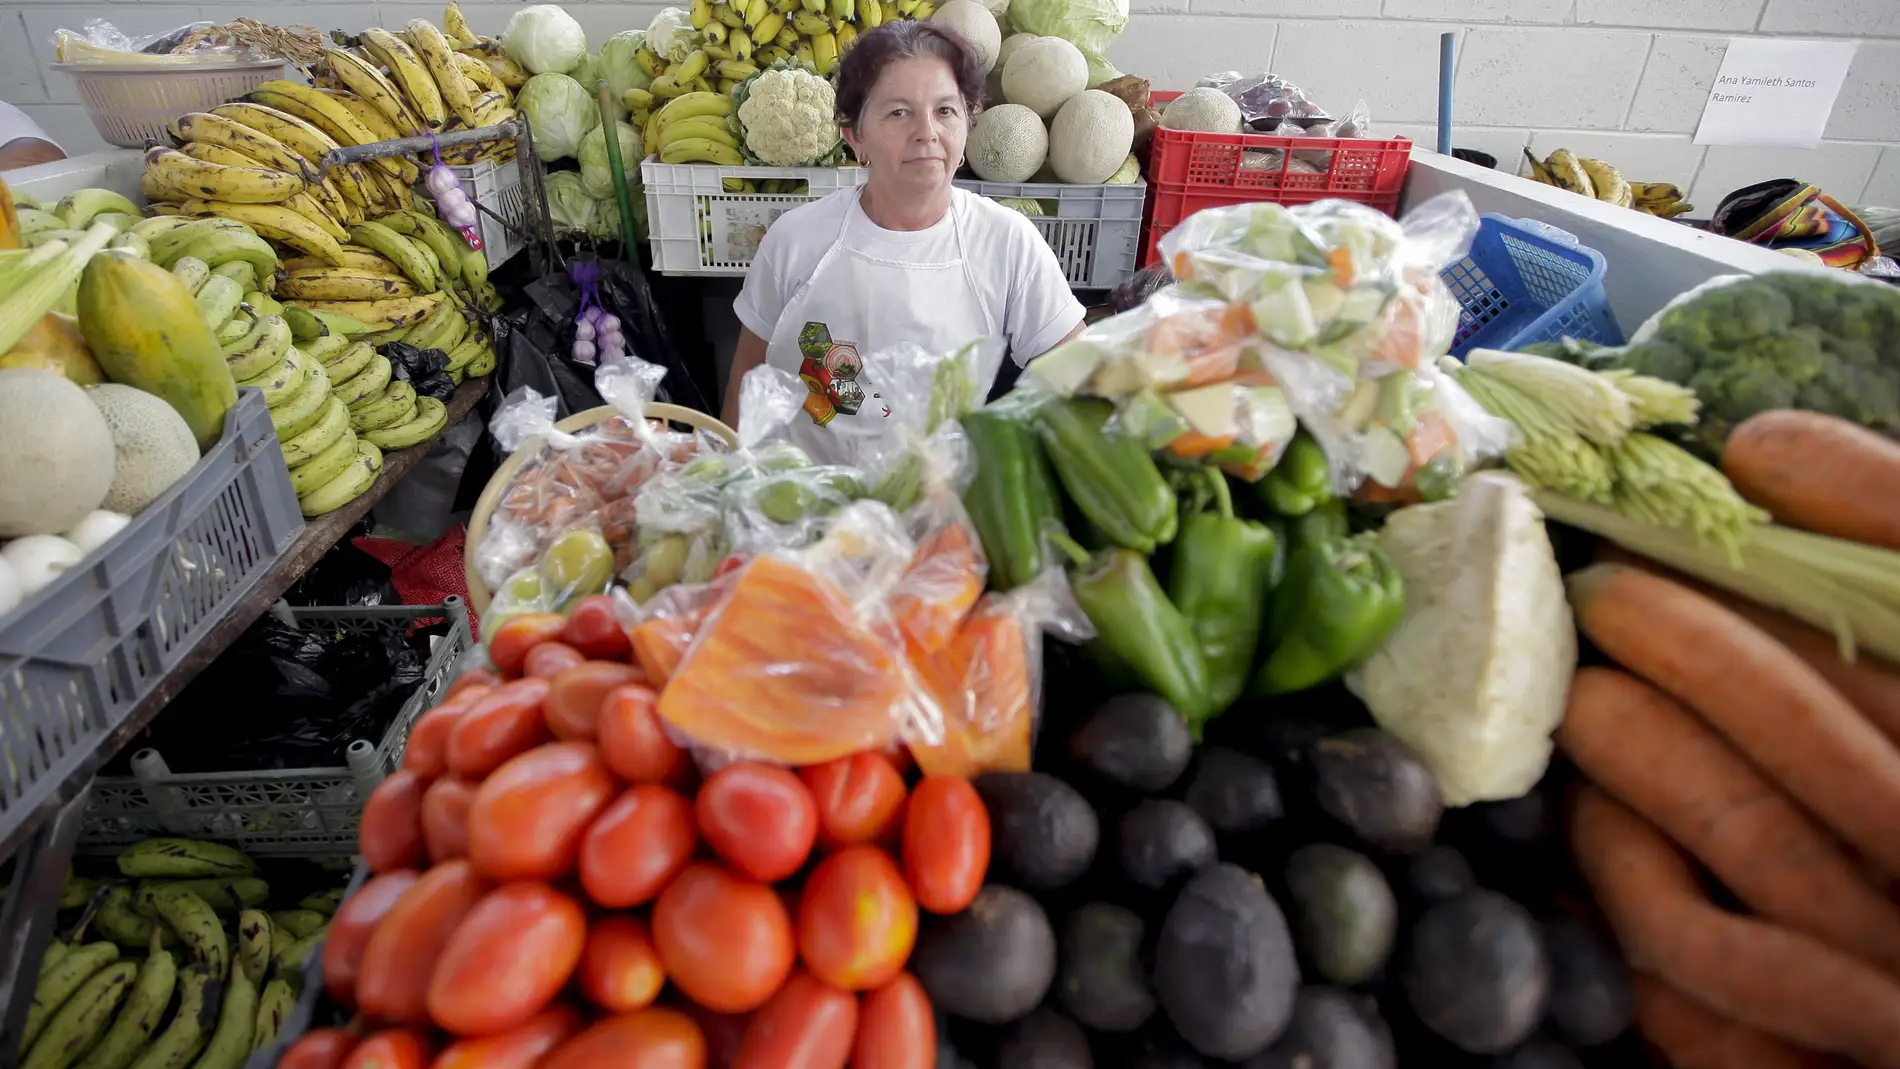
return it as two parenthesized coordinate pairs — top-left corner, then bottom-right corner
(1624, 272), (1900, 457)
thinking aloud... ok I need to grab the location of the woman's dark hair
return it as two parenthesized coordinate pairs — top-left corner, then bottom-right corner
(834, 20), (986, 131)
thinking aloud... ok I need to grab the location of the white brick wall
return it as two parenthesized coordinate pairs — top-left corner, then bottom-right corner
(6, 0), (1897, 206)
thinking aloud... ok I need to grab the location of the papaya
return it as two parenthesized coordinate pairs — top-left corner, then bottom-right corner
(0, 314), (106, 384)
(77, 252), (238, 451)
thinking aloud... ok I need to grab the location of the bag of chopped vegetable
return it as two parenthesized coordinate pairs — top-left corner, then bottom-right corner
(907, 565), (1096, 778)
(654, 499), (944, 766)
(1296, 362), (1516, 502)
(478, 385), (609, 592)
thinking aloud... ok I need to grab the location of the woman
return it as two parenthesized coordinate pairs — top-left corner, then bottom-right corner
(724, 20), (1084, 455)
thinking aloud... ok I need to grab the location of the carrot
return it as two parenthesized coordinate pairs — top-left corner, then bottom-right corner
(1631, 973), (1845, 1069)
(1568, 563), (1900, 878)
(1722, 409), (1900, 552)
(888, 521), (984, 655)
(1570, 785), (1900, 1067)
(1559, 667), (1900, 977)
(1596, 543), (1900, 746)
(907, 597), (1034, 779)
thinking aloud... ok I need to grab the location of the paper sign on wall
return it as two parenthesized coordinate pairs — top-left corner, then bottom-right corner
(1694, 38), (1857, 148)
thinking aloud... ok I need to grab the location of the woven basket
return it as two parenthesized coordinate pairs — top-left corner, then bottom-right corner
(464, 403), (738, 617)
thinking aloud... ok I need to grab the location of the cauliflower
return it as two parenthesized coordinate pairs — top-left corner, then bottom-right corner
(734, 65), (845, 167)
(645, 7), (702, 65)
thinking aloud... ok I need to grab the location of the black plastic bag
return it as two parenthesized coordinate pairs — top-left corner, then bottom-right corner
(1110, 259), (1175, 313)
(384, 342), (458, 401)
(281, 524), (395, 607)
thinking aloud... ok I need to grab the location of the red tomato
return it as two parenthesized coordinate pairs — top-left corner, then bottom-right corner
(734, 970), (860, 1069)
(540, 1009), (706, 1069)
(879, 744), (914, 779)
(355, 860), (487, 1025)
(577, 915), (665, 1014)
(323, 870), (421, 1009)
(486, 614), (569, 677)
(562, 595), (633, 662)
(421, 777), (477, 863)
(280, 1028), (358, 1069)
(361, 770), (429, 874)
(596, 685), (684, 785)
(404, 690), (487, 778)
(544, 661), (645, 741)
(444, 668), (501, 702)
(801, 754), (906, 849)
(446, 678), (552, 778)
(432, 1005), (582, 1069)
(797, 846), (917, 992)
(578, 784), (697, 909)
(673, 1004), (749, 1069)
(652, 862), (795, 1013)
(522, 641), (586, 680)
(900, 776), (989, 915)
(342, 1030), (431, 1069)
(427, 881), (587, 1036)
(467, 742), (617, 882)
(851, 973), (935, 1069)
(695, 763), (818, 883)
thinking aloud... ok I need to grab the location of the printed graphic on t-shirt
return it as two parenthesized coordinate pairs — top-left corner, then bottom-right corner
(796, 321), (864, 426)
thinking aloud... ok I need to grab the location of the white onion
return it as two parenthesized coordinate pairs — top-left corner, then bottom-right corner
(446, 204), (479, 230)
(574, 320), (597, 342)
(571, 339), (597, 362)
(2, 535), (83, 597)
(63, 510), (130, 555)
(426, 165), (460, 197)
(597, 313), (621, 333)
(437, 186), (471, 211)
(600, 328), (624, 353)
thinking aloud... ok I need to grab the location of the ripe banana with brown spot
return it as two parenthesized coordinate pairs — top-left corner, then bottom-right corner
(361, 27), (447, 128)
(1577, 156), (1633, 208)
(324, 48), (425, 136)
(173, 113), (314, 183)
(143, 147), (303, 204)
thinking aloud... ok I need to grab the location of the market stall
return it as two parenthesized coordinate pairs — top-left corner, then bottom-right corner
(3, 2), (1900, 1068)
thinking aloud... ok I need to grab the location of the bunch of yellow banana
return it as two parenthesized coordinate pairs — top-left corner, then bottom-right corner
(639, 0), (930, 107)
(647, 92), (744, 166)
(1522, 148), (1694, 218)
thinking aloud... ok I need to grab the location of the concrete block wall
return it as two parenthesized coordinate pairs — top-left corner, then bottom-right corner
(5, 0), (1897, 207)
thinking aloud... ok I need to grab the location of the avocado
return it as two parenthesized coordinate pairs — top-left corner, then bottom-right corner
(1310, 728), (1443, 854)
(1401, 846), (1477, 912)
(1132, 1042), (1209, 1069)
(1069, 694), (1194, 792)
(1154, 863), (1300, 1061)
(1401, 890), (1550, 1054)
(1283, 844), (1398, 987)
(1479, 791), (1554, 848)
(975, 772), (1101, 891)
(1120, 800), (1217, 891)
(1542, 914), (1634, 1048)
(913, 885), (1058, 1025)
(1183, 746), (1284, 833)
(1056, 902), (1154, 1032)
(997, 1008), (1094, 1069)
(1242, 987), (1396, 1069)
(1488, 1036), (1586, 1069)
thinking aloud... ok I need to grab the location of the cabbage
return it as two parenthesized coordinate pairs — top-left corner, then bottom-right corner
(517, 73), (600, 161)
(580, 122), (644, 199)
(570, 52), (601, 91)
(544, 171), (597, 234)
(1006, 0), (1127, 65)
(503, 5), (587, 75)
(588, 195), (622, 242)
(646, 7), (702, 65)
(601, 30), (655, 99)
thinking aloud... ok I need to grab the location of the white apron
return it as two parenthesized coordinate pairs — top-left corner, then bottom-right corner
(765, 186), (995, 465)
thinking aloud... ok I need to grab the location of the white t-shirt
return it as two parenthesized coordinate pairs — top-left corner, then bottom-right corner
(735, 187), (1085, 367)
(0, 102), (59, 151)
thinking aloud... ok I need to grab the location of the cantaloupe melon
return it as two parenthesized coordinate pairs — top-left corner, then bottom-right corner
(89, 383), (201, 516)
(1002, 36), (1088, 120)
(995, 33), (1041, 75)
(932, 0), (1003, 74)
(1048, 89), (1135, 184)
(967, 103), (1049, 183)
(0, 369), (115, 538)
(1161, 86), (1244, 133)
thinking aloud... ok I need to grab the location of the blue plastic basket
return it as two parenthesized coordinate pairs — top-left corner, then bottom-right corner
(1442, 213), (1623, 356)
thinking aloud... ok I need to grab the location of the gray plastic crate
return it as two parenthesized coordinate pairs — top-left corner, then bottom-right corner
(75, 598), (473, 859)
(0, 388), (302, 852)
(955, 179), (1148, 290)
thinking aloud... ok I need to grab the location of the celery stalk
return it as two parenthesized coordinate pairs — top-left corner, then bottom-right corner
(0, 221), (113, 356)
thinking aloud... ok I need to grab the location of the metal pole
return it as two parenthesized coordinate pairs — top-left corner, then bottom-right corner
(1436, 32), (1456, 157)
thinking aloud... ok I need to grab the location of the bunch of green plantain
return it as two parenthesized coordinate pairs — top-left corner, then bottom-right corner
(1522, 148), (1694, 219)
(18, 839), (349, 1069)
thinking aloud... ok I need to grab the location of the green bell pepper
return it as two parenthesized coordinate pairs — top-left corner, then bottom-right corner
(1037, 397), (1177, 555)
(1257, 430), (1333, 517)
(1168, 470), (1279, 715)
(960, 399), (1066, 591)
(1252, 532), (1404, 696)
(1052, 531), (1212, 733)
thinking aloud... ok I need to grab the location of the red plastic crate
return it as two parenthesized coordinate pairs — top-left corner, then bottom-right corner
(1141, 183), (1403, 267)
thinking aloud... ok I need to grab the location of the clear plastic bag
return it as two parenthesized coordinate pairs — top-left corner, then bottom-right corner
(1296, 361), (1516, 499)
(905, 565), (1096, 778)
(1294, 100), (1374, 171)
(1195, 72), (1330, 126)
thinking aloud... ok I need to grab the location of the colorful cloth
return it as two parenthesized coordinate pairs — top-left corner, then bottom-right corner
(1713, 178), (1880, 270)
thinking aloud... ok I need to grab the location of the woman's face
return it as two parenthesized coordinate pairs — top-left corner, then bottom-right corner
(844, 55), (969, 196)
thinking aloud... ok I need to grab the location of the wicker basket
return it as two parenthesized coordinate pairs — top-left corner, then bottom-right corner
(464, 403), (739, 617)
(52, 59), (287, 148)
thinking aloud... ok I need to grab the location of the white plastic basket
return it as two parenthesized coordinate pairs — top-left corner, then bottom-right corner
(451, 156), (527, 271)
(51, 59), (288, 149)
(955, 178), (1148, 290)
(642, 159), (868, 276)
